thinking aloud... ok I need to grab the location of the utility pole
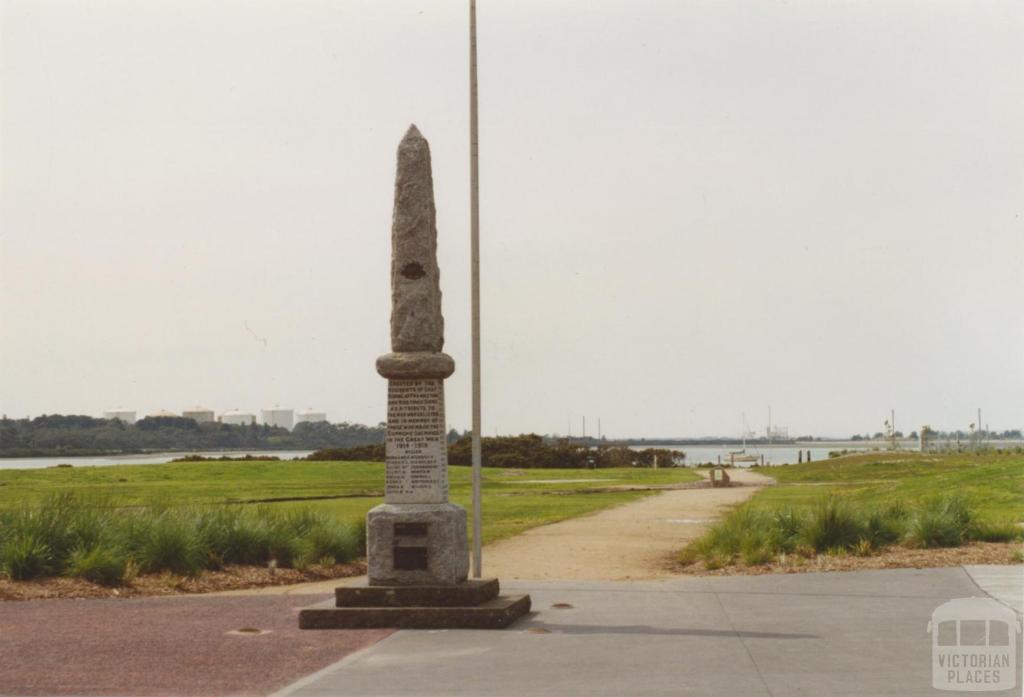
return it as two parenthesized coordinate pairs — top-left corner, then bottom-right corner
(469, 0), (482, 579)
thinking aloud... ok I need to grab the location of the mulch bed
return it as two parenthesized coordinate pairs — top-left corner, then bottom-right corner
(0, 561), (366, 601)
(676, 541), (1022, 576)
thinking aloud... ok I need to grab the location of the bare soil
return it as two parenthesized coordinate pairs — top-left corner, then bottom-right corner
(0, 561), (365, 601)
(678, 542), (1023, 576)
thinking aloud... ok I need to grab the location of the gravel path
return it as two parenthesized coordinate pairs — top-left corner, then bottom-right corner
(479, 468), (773, 581)
(208, 469), (774, 595)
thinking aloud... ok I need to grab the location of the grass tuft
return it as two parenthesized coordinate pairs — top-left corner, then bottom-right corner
(801, 497), (863, 553)
(682, 492), (1018, 568)
(67, 545), (128, 586)
(0, 494), (365, 584)
(1, 533), (53, 580)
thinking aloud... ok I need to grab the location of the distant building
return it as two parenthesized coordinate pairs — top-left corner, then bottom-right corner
(295, 409), (327, 425)
(220, 409), (256, 426)
(182, 405), (215, 424)
(262, 407), (294, 431)
(147, 409), (179, 418)
(103, 408), (136, 424)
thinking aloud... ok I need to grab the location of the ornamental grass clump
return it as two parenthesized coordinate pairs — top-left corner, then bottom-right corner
(681, 493), (999, 569)
(67, 544), (129, 586)
(800, 497), (864, 553)
(907, 496), (972, 549)
(0, 494), (365, 584)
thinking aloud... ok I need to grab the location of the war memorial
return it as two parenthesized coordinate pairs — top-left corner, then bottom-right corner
(299, 126), (530, 630)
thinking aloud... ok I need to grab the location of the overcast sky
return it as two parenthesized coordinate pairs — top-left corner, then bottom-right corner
(2, 0), (1021, 438)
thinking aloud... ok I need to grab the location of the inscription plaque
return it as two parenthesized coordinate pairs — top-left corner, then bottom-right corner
(385, 379), (448, 504)
(394, 523), (428, 537)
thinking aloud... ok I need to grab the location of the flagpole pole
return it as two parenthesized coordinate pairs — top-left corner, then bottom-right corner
(469, 0), (483, 579)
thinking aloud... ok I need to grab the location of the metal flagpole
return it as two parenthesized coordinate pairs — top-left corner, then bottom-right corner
(469, 0), (483, 579)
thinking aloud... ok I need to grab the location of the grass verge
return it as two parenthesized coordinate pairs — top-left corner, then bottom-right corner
(680, 451), (1023, 572)
(0, 494), (362, 584)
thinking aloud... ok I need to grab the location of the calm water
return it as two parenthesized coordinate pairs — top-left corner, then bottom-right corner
(631, 443), (882, 467)
(3, 441), (1016, 471)
(0, 445), (839, 470)
(0, 450), (315, 470)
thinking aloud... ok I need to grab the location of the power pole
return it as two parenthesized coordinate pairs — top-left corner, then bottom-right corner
(469, 0), (482, 579)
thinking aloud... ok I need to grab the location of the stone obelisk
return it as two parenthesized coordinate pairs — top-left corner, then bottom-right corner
(366, 124), (469, 586)
(298, 127), (529, 628)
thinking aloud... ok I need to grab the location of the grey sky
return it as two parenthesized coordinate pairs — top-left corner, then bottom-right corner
(2, 0), (1021, 438)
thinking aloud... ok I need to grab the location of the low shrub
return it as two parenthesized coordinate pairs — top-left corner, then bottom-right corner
(863, 504), (908, 549)
(0, 495), (365, 585)
(907, 497), (973, 549)
(1, 533), (53, 580)
(801, 497), (863, 553)
(681, 494), (1006, 568)
(908, 510), (964, 548)
(136, 513), (204, 575)
(967, 519), (1023, 543)
(67, 545), (128, 586)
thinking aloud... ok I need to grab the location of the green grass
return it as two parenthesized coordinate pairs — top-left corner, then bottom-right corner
(0, 460), (697, 508)
(684, 494), (1021, 567)
(750, 451), (1024, 520)
(682, 451), (1024, 567)
(0, 495), (364, 582)
(0, 461), (698, 582)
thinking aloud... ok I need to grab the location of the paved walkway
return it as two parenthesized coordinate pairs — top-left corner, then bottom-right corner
(0, 594), (385, 696)
(277, 567), (1022, 697)
(964, 564), (1024, 612)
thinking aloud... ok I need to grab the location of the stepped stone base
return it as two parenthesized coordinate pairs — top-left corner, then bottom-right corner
(298, 579), (531, 630)
(336, 578), (499, 607)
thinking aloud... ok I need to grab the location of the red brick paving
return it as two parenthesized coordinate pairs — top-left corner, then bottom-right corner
(0, 594), (392, 696)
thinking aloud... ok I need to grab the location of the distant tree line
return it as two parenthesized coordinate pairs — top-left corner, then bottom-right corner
(308, 434), (684, 469)
(850, 429), (1022, 441)
(0, 414), (386, 458)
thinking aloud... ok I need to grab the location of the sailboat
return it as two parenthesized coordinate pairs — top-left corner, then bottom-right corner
(729, 414), (760, 464)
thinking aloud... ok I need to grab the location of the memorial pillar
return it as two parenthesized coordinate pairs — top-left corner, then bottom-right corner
(366, 125), (468, 586)
(297, 125), (529, 629)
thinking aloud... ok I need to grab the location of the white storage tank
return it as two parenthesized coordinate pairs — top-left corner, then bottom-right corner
(103, 408), (136, 424)
(295, 409), (327, 425)
(182, 405), (215, 424)
(261, 407), (294, 431)
(220, 409), (256, 426)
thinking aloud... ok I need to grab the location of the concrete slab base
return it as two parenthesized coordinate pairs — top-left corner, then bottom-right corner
(298, 593), (531, 630)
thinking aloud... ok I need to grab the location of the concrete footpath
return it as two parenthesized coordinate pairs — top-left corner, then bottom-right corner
(275, 566), (1023, 697)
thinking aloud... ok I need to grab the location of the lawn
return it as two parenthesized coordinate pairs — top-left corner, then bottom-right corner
(677, 450), (1024, 572)
(750, 450), (1024, 521)
(0, 461), (698, 545)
